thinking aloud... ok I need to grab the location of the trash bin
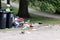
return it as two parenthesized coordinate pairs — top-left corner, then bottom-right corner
(1, 9), (7, 29)
(6, 9), (14, 28)
(0, 9), (2, 28)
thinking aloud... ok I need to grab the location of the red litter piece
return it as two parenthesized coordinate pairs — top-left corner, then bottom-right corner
(18, 17), (24, 21)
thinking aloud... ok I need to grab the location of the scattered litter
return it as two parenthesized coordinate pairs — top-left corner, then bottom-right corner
(14, 16), (24, 28)
(21, 31), (25, 34)
(25, 20), (30, 24)
(32, 23), (41, 27)
(22, 26), (29, 30)
(26, 31), (31, 34)
(23, 24), (30, 28)
(32, 29), (38, 31)
(12, 16), (43, 33)
(44, 24), (54, 28)
(20, 30), (25, 34)
(20, 30), (31, 34)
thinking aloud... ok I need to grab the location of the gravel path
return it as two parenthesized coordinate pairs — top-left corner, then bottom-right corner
(2, 0), (60, 19)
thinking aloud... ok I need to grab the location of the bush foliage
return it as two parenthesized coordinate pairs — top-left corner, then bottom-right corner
(28, 0), (60, 13)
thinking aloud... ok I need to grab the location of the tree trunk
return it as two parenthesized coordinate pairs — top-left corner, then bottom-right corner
(17, 0), (30, 18)
(0, 0), (1, 9)
(7, 0), (10, 4)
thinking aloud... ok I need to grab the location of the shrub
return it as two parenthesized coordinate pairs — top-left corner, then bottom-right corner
(40, 2), (56, 13)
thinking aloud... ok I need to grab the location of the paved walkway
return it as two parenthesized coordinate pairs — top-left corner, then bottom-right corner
(0, 25), (60, 40)
(2, 0), (60, 19)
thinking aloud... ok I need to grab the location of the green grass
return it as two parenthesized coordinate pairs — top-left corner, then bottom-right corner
(11, 0), (19, 3)
(30, 14), (60, 24)
(2, 3), (60, 24)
